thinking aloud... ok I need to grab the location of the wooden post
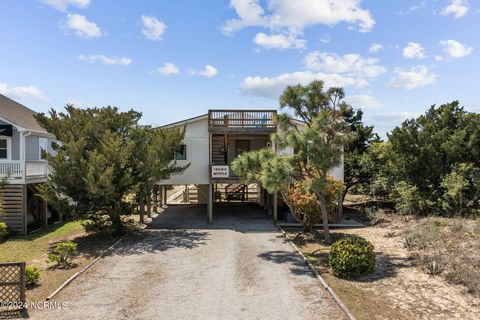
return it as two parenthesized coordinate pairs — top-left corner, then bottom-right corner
(43, 199), (48, 229)
(158, 185), (163, 206)
(208, 183), (213, 224)
(273, 191), (278, 221)
(163, 186), (168, 205)
(22, 185), (27, 235)
(147, 190), (152, 217)
(139, 190), (145, 223)
(153, 185), (158, 213)
(19, 262), (26, 305)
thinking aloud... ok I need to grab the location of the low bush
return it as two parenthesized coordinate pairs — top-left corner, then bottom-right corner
(329, 236), (376, 278)
(25, 265), (41, 287)
(47, 241), (78, 268)
(0, 222), (8, 240)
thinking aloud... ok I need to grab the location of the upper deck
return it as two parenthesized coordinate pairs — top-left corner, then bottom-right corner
(208, 109), (277, 133)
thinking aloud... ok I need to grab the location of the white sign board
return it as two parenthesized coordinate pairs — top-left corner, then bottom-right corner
(211, 165), (229, 178)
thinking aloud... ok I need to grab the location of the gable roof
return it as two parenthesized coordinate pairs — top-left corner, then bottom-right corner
(158, 113), (208, 129)
(0, 94), (53, 136)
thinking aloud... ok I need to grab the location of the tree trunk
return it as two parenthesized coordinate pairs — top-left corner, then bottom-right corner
(111, 211), (123, 235)
(139, 189), (145, 224)
(318, 192), (331, 243)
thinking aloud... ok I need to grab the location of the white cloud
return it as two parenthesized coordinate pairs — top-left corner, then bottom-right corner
(441, 0), (469, 18)
(65, 14), (102, 38)
(0, 82), (49, 102)
(344, 94), (383, 109)
(222, 0), (374, 49)
(402, 42), (426, 59)
(190, 65), (218, 77)
(40, 0), (90, 11)
(320, 34), (331, 44)
(304, 52), (387, 78)
(434, 55), (444, 61)
(223, 0), (375, 33)
(153, 63), (180, 75)
(78, 54), (132, 65)
(141, 15), (166, 41)
(440, 39), (473, 58)
(241, 71), (368, 99)
(253, 32), (305, 50)
(386, 65), (437, 90)
(369, 43), (384, 53)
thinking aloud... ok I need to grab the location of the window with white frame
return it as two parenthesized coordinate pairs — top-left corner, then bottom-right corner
(174, 144), (187, 161)
(39, 137), (48, 160)
(0, 138), (9, 159)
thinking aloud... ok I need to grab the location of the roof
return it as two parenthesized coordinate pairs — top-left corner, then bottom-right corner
(0, 94), (53, 136)
(158, 113), (208, 128)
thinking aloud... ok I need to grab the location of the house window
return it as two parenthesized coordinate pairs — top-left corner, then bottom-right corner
(174, 144), (187, 160)
(39, 138), (48, 160)
(0, 138), (9, 159)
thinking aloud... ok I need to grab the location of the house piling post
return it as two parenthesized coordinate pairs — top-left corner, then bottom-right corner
(147, 190), (152, 217)
(153, 185), (158, 212)
(273, 191), (278, 221)
(139, 190), (145, 223)
(208, 183), (213, 224)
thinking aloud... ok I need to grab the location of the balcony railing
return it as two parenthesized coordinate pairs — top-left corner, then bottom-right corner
(0, 161), (49, 181)
(208, 110), (276, 131)
(0, 161), (23, 178)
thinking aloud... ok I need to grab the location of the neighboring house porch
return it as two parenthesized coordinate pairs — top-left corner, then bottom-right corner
(0, 94), (57, 234)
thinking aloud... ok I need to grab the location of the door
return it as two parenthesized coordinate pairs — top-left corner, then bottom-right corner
(234, 140), (250, 158)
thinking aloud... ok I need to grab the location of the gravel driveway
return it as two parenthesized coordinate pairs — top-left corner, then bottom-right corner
(33, 205), (346, 320)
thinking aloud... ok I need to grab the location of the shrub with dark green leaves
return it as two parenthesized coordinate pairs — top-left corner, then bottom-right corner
(0, 222), (8, 240)
(47, 241), (78, 268)
(329, 237), (376, 278)
(25, 265), (41, 287)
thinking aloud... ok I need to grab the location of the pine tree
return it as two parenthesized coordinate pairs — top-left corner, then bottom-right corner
(232, 80), (349, 242)
(35, 106), (186, 234)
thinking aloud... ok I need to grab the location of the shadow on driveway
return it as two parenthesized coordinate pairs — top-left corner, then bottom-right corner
(147, 203), (277, 233)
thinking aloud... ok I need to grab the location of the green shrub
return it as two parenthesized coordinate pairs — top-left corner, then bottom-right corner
(25, 265), (41, 287)
(47, 241), (78, 268)
(329, 237), (376, 278)
(0, 222), (8, 240)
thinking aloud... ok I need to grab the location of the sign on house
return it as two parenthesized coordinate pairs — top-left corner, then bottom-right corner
(211, 165), (229, 178)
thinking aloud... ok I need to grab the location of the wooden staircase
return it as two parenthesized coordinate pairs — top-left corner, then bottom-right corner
(0, 185), (26, 234)
(225, 184), (247, 201)
(211, 135), (226, 165)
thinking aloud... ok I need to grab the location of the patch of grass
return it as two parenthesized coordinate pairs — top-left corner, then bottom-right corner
(0, 221), (84, 262)
(0, 220), (122, 302)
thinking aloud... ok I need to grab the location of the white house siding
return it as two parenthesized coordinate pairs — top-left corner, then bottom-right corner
(160, 118), (210, 185)
(25, 135), (40, 160)
(11, 129), (20, 160)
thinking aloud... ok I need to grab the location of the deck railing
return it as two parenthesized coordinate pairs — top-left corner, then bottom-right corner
(0, 161), (49, 181)
(0, 161), (23, 179)
(208, 110), (276, 129)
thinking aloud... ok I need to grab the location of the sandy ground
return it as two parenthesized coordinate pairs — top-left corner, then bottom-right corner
(31, 205), (345, 320)
(294, 215), (480, 320)
(346, 219), (480, 320)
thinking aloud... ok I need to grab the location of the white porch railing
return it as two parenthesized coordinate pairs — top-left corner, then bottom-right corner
(0, 161), (24, 179)
(0, 161), (49, 181)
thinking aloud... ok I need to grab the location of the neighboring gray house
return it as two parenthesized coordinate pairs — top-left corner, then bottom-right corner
(0, 94), (56, 234)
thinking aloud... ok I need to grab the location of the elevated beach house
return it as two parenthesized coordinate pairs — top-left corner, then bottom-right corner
(158, 109), (344, 223)
(0, 94), (56, 234)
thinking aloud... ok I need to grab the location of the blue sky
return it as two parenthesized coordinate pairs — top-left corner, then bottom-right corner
(0, 0), (478, 135)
